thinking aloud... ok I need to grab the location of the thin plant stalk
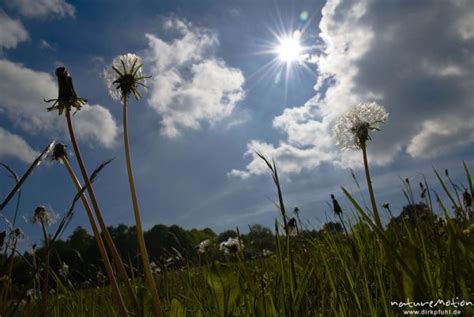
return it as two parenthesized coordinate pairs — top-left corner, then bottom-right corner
(61, 157), (129, 316)
(122, 97), (162, 316)
(39, 220), (50, 317)
(64, 109), (137, 316)
(1, 232), (18, 301)
(361, 145), (383, 229)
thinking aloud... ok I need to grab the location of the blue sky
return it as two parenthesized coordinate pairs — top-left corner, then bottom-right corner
(0, 0), (473, 248)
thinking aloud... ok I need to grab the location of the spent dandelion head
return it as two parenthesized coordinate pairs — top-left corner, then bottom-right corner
(44, 67), (87, 115)
(12, 228), (22, 239)
(104, 53), (150, 101)
(32, 206), (57, 226)
(51, 143), (68, 162)
(334, 102), (388, 150)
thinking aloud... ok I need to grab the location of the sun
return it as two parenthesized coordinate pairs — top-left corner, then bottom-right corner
(276, 31), (303, 64)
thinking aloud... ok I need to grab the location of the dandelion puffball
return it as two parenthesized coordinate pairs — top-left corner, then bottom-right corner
(334, 102), (389, 150)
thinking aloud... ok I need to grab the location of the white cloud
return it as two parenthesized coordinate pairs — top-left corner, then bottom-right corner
(73, 104), (118, 148)
(0, 127), (38, 163)
(0, 59), (118, 148)
(232, 0), (474, 178)
(0, 11), (28, 49)
(407, 116), (474, 158)
(8, 0), (75, 18)
(145, 18), (245, 137)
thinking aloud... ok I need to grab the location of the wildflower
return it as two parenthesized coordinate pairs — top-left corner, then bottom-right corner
(44, 67), (87, 115)
(331, 194), (343, 216)
(0, 275), (10, 282)
(104, 53), (150, 101)
(195, 239), (212, 254)
(150, 261), (161, 274)
(219, 237), (243, 255)
(59, 262), (69, 277)
(96, 271), (106, 285)
(334, 102), (388, 150)
(32, 206), (57, 226)
(51, 143), (68, 161)
(262, 249), (273, 257)
(26, 288), (37, 299)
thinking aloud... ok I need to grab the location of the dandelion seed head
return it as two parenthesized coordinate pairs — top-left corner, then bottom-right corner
(219, 237), (243, 255)
(104, 53), (149, 101)
(334, 102), (388, 150)
(32, 206), (57, 226)
(195, 239), (212, 254)
(262, 249), (273, 257)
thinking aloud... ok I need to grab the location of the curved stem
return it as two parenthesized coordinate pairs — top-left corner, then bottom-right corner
(122, 98), (162, 316)
(62, 158), (128, 316)
(65, 109), (136, 317)
(362, 145), (383, 229)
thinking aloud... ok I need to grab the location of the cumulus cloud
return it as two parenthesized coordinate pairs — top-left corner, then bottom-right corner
(0, 11), (28, 49)
(0, 59), (118, 148)
(145, 18), (245, 137)
(232, 0), (474, 178)
(0, 127), (38, 163)
(8, 0), (75, 18)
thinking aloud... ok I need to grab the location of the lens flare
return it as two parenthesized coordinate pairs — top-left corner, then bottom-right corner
(276, 31), (303, 64)
(300, 11), (309, 21)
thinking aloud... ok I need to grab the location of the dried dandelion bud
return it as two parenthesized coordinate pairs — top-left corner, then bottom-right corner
(44, 67), (87, 115)
(331, 194), (343, 216)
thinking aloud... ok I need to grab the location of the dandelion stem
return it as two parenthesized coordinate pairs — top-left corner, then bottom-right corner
(361, 145), (383, 229)
(39, 221), (49, 317)
(61, 157), (129, 317)
(65, 109), (135, 317)
(122, 97), (163, 316)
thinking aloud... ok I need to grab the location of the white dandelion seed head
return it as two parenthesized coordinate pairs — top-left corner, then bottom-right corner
(333, 101), (389, 150)
(196, 239), (212, 254)
(59, 262), (69, 277)
(104, 53), (146, 101)
(32, 206), (57, 226)
(219, 237), (243, 255)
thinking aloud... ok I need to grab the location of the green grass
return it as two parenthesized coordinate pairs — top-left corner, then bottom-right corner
(2, 163), (473, 316)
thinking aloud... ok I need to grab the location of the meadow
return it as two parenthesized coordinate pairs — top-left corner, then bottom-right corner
(0, 56), (473, 316)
